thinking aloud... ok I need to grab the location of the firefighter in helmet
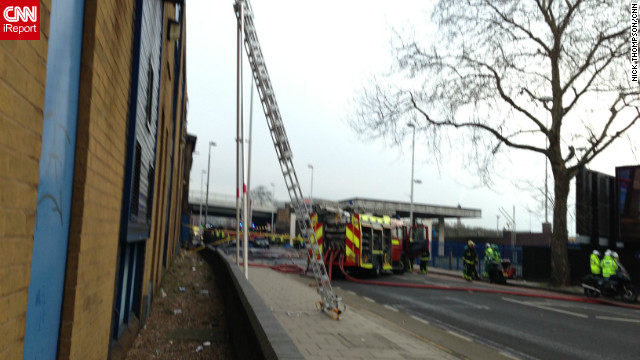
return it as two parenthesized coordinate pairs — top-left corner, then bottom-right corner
(419, 248), (430, 275)
(462, 240), (479, 281)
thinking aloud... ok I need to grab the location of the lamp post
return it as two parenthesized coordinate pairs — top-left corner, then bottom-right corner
(205, 141), (216, 228)
(308, 164), (314, 208)
(199, 169), (206, 227)
(540, 96), (553, 225)
(544, 130), (548, 224)
(270, 182), (275, 234)
(408, 123), (416, 226)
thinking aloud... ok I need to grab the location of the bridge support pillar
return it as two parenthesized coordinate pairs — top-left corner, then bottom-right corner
(438, 216), (445, 257)
(289, 213), (296, 247)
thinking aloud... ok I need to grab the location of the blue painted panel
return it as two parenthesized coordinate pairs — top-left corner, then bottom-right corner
(23, 0), (85, 358)
(122, 0), (164, 242)
(113, 0), (164, 339)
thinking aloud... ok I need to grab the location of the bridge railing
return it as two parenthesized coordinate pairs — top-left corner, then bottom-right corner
(189, 190), (281, 212)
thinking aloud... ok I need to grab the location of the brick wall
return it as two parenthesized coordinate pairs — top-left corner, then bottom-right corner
(0, 1), (189, 358)
(0, 2), (50, 359)
(168, 4), (188, 278)
(144, 2), (187, 295)
(57, 1), (134, 359)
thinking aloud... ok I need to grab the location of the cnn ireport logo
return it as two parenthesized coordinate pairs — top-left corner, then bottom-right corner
(0, 0), (40, 40)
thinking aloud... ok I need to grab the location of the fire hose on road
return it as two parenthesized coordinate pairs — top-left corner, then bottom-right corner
(237, 250), (640, 309)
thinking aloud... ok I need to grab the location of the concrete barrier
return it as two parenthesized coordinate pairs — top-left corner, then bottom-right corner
(200, 247), (302, 359)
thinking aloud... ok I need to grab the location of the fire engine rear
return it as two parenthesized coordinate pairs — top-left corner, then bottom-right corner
(311, 206), (429, 276)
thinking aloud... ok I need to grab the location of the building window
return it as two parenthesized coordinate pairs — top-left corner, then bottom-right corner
(145, 57), (154, 129)
(147, 166), (155, 223)
(131, 141), (142, 217)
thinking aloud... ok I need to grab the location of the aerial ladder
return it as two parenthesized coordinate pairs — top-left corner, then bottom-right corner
(234, 0), (344, 320)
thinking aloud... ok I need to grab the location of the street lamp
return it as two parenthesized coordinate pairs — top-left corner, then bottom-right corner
(308, 164), (314, 208)
(408, 123), (416, 226)
(200, 169), (206, 227)
(540, 96), (552, 225)
(205, 141), (216, 228)
(270, 182), (275, 234)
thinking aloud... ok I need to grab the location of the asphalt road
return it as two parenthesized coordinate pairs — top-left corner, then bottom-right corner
(331, 272), (640, 360)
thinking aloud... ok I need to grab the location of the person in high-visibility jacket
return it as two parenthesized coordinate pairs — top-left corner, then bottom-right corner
(491, 244), (501, 263)
(483, 243), (494, 277)
(589, 250), (601, 276)
(601, 250), (618, 278)
(419, 249), (430, 274)
(612, 251), (620, 266)
(462, 240), (478, 281)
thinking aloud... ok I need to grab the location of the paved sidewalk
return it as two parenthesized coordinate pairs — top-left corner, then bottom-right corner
(247, 267), (459, 360)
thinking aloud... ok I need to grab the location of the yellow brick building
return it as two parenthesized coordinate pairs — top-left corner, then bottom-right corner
(0, 1), (191, 359)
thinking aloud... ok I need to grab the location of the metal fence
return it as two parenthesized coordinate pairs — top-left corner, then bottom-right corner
(429, 241), (523, 278)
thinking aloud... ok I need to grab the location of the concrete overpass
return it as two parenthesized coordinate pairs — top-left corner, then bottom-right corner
(188, 191), (278, 228)
(336, 197), (481, 219)
(189, 193), (481, 255)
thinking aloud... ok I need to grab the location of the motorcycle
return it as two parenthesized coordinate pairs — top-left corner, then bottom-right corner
(501, 259), (516, 279)
(581, 265), (638, 303)
(485, 260), (506, 284)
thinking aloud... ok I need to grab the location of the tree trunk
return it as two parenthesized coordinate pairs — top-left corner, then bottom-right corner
(550, 171), (571, 286)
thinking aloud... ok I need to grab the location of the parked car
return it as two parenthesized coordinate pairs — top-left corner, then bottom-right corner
(254, 237), (270, 249)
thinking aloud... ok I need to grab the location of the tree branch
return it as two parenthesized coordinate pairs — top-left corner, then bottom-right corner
(485, 0), (552, 56)
(407, 91), (546, 154)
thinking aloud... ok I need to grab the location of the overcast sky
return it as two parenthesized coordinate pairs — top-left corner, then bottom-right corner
(185, 0), (639, 234)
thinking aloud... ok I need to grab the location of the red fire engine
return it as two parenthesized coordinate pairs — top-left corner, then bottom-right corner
(311, 206), (429, 277)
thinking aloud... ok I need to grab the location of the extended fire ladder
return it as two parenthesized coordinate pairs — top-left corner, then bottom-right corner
(234, 0), (343, 319)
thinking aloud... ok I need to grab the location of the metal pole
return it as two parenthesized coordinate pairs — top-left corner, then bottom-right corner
(270, 182), (275, 234)
(308, 164), (314, 208)
(200, 170), (206, 227)
(512, 205), (516, 265)
(408, 123), (416, 226)
(545, 151), (548, 223)
(235, 1), (243, 266)
(205, 141), (216, 228)
(239, 1), (249, 278)
(544, 107), (549, 224)
(247, 78), (254, 230)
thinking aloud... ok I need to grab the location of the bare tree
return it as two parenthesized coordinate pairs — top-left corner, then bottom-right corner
(352, 0), (640, 286)
(250, 185), (273, 207)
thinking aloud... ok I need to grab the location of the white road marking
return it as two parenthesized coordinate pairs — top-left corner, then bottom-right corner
(502, 297), (588, 318)
(403, 275), (452, 287)
(411, 315), (430, 325)
(445, 296), (490, 310)
(596, 315), (640, 323)
(499, 350), (522, 360)
(384, 304), (399, 312)
(446, 330), (472, 342)
(345, 290), (356, 296)
(363, 296), (375, 303)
